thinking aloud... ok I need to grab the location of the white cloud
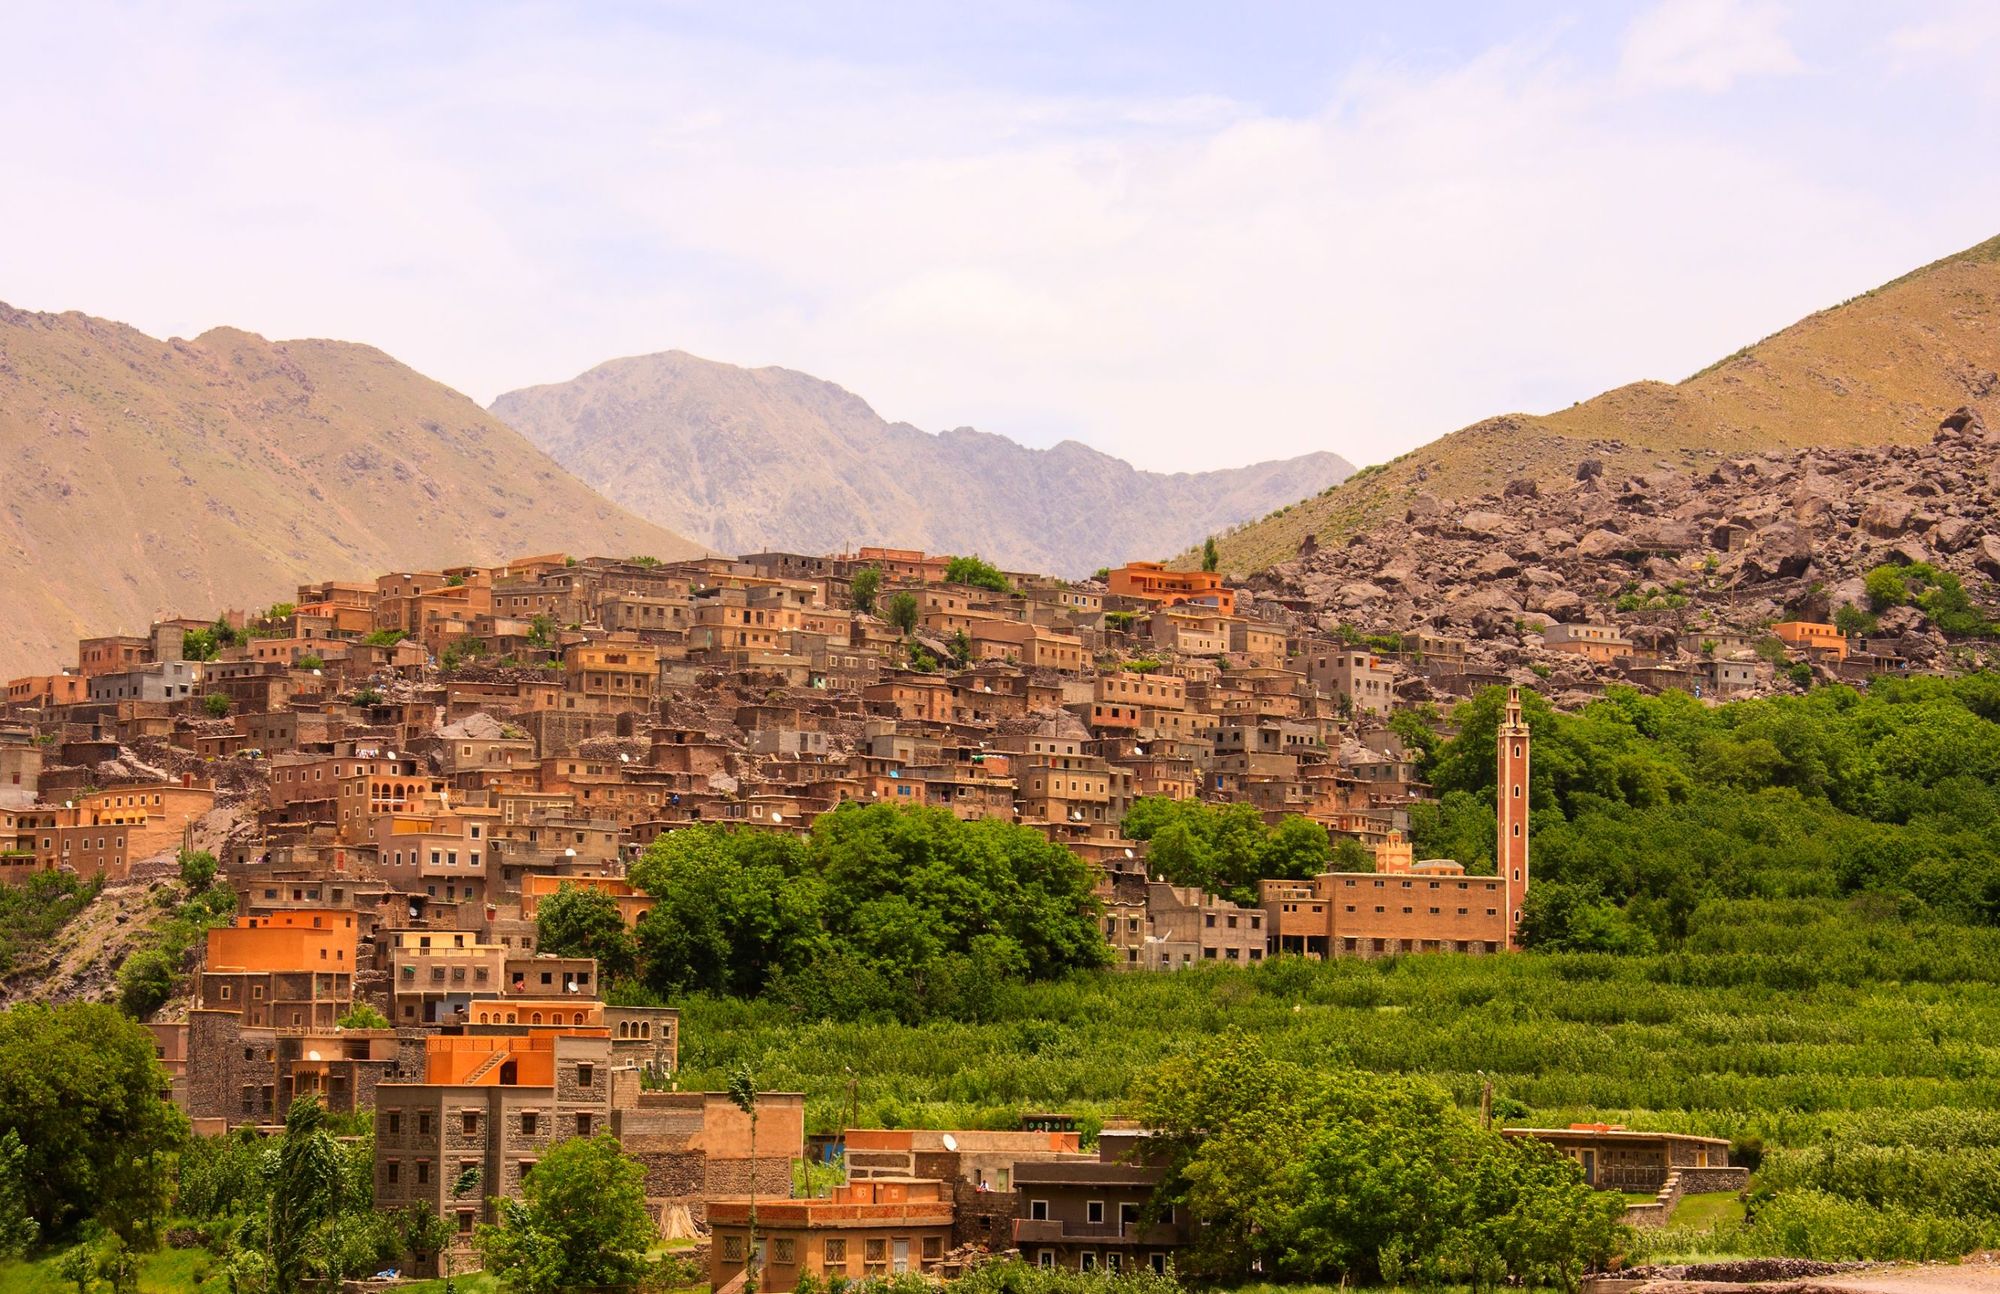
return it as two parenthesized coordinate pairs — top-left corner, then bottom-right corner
(1619, 0), (1803, 92)
(0, 3), (1988, 479)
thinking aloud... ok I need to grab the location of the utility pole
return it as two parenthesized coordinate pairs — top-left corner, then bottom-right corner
(1480, 1077), (1493, 1131)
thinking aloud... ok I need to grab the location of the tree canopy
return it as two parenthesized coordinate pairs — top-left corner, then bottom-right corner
(475, 1133), (657, 1294)
(535, 883), (638, 982)
(0, 1002), (187, 1242)
(1122, 798), (1329, 906)
(1414, 678), (2000, 949)
(946, 555), (1011, 593)
(629, 805), (1108, 1020)
(1136, 1033), (1621, 1289)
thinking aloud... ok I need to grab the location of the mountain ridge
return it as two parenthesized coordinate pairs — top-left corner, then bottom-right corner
(0, 306), (702, 680)
(1197, 232), (2000, 575)
(490, 350), (1352, 574)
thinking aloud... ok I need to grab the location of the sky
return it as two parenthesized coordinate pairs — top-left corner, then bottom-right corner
(4, 1), (1999, 473)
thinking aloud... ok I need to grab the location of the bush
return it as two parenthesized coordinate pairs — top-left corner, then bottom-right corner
(203, 693), (232, 718)
(117, 949), (178, 1018)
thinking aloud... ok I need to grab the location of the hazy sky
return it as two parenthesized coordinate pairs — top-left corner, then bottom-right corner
(5, 1), (1998, 472)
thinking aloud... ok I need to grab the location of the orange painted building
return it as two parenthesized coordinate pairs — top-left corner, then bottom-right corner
(1107, 562), (1236, 615)
(208, 910), (358, 974)
(519, 873), (653, 928)
(1772, 620), (1848, 661)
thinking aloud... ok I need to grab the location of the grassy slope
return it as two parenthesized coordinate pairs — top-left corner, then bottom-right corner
(1198, 234), (2000, 576)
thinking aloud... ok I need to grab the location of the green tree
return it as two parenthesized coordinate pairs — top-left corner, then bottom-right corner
(886, 592), (920, 636)
(268, 1096), (345, 1294)
(475, 1133), (657, 1294)
(336, 1003), (391, 1030)
(204, 693), (233, 718)
(178, 848), (219, 891)
(1834, 602), (1877, 637)
(296, 654), (324, 671)
(0, 1003), (186, 1242)
(360, 629), (408, 648)
(0, 1131), (38, 1258)
(1201, 536), (1219, 573)
(117, 949), (178, 1018)
(526, 613), (557, 648)
(849, 565), (883, 615)
(536, 884), (639, 984)
(945, 555), (1011, 593)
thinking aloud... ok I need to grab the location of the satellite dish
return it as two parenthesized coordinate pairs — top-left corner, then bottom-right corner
(771, 812), (784, 824)
(307, 1049), (322, 1061)
(1124, 848), (1135, 859)
(941, 1133), (959, 1152)
(565, 848), (577, 858)
(619, 753), (630, 763)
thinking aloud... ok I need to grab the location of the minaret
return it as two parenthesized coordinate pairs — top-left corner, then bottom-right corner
(1497, 686), (1531, 949)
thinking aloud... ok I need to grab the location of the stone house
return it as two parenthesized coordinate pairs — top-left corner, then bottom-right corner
(1012, 1131), (1186, 1274)
(373, 1030), (621, 1268)
(1540, 623), (1633, 663)
(1500, 1124), (1747, 1194)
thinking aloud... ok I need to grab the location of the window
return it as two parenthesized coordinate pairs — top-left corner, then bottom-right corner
(823, 1238), (847, 1269)
(386, 1161), (399, 1184)
(723, 1237), (744, 1262)
(416, 1161), (431, 1185)
(1081, 1254), (1097, 1272)
(521, 1112), (538, 1135)
(418, 1113), (432, 1136)
(1151, 1254), (1167, 1275)
(922, 1237), (942, 1261)
(1087, 1201), (1105, 1225)
(576, 1113), (593, 1136)
(387, 1113), (401, 1135)
(865, 1239), (887, 1264)
(1120, 1203), (1140, 1230)
(1029, 1200), (1049, 1221)
(577, 1064), (594, 1088)
(462, 1111), (479, 1134)
(773, 1238), (795, 1264)
(1038, 1251), (1055, 1270)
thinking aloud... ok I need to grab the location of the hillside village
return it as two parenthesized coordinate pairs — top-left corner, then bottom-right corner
(3, 411), (1990, 1285)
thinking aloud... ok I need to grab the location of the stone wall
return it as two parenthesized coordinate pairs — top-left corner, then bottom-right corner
(953, 1179), (1019, 1251)
(1676, 1166), (1750, 1194)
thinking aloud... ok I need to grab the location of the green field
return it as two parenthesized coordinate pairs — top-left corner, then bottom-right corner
(674, 895), (2000, 1262)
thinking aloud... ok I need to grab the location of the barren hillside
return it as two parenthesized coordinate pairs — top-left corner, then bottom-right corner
(491, 350), (1351, 576)
(1201, 234), (2000, 575)
(0, 307), (702, 678)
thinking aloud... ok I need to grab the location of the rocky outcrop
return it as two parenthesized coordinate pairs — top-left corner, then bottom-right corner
(1253, 409), (2000, 689)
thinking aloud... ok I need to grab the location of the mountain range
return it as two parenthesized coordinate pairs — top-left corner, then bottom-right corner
(1200, 233), (2000, 575)
(488, 351), (1351, 576)
(0, 307), (700, 680)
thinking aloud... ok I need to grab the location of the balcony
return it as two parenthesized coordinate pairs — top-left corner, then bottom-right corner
(1014, 1220), (1175, 1246)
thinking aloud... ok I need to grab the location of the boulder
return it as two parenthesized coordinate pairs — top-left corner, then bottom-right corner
(1934, 517), (1976, 553)
(1977, 534), (2000, 579)
(1458, 510), (1510, 538)
(1504, 477), (1540, 499)
(1473, 551), (1521, 579)
(1528, 588), (1584, 618)
(1406, 492), (1442, 522)
(1937, 405), (1988, 441)
(1576, 458), (1604, 481)
(1575, 528), (1629, 560)
(1741, 521), (1813, 581)
(1860, 498), (1917, 537)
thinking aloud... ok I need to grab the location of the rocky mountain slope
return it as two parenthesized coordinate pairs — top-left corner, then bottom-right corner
(1204, 233), (2000, 576)
(489, 351), (1351, 575)
(0, 306), (702, 679)
(1251, 407), (2000, 693)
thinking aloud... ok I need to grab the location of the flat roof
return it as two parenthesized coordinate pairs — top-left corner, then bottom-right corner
(1502, 1127), (1730, 1147)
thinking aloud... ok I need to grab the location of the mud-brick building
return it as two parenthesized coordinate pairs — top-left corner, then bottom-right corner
(1501, 1124), (1749, 1194)
(610, 1088), (803, 1229)
(1012, 1131), (1186, 1274)
(709, 1178), (956, 1293)
(373, 1030), (621, 1269)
